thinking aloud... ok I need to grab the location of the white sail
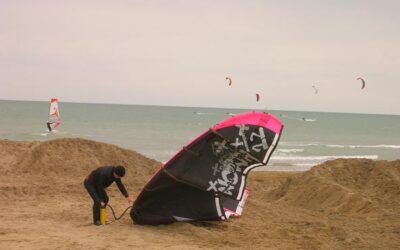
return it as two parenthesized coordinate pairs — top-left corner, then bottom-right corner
(47, 98), (61, 131)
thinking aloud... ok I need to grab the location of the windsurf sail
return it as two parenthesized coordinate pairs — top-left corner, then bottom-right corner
(131, 111), (284, 225)
(47, 98), (61, 131)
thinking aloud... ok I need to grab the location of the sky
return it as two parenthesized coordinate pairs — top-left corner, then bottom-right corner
(0, 0), (399, 115)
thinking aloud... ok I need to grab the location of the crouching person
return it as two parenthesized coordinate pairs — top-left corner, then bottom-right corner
(84, 165), (133, 225)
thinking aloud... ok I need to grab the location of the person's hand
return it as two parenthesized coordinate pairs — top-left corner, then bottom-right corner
(126, 196), (133, 204)
(101, 201), (106, 207)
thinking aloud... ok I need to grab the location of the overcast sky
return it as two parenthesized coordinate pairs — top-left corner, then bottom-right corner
(0, 0), (399, 114)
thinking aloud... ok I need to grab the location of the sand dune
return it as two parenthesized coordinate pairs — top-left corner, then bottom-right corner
(267, 159), (400, 215)
(0, 138), (399, 249)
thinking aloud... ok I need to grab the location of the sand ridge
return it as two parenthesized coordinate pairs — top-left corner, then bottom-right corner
(0, 138), (399, 249)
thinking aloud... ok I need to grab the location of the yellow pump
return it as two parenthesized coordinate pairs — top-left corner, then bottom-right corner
(100, 207), (106, 225)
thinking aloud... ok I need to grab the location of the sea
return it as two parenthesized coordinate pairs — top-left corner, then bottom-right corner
(1, 100), (399, 171)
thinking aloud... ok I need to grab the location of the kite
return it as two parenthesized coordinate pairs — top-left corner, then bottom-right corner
(225, 76), (232, 86)
(130, 111), (284, 225)
(357, 77), (366, 89)
(312, 85), (318, 94)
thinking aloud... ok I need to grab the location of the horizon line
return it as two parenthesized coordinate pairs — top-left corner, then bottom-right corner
(0, 98), (399, 116)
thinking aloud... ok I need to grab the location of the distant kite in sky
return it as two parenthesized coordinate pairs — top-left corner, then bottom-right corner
(225, 76), (232, 86)
(312, 85), (318, 94)
(255, 93), (260, 102)
(357, 77), (366, 89)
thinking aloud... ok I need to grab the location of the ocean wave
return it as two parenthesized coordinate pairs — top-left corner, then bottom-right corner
(276, 149), (305, 153)
(258, 163), (316, 171)
(280, 142), (400, 150)
(280, 142), (320, 147)
(193, 111), (216, 115)
(271, 155), (379, 161)
(301, 118), (316, 122)
(326, 144), (400, 149)
(292, 163), (316, 167)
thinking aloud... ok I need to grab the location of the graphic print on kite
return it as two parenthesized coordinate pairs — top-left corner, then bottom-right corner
(131, 111), (283, 225)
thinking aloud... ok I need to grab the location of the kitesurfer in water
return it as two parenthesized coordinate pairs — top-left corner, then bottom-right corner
(84, 165), (133, 225)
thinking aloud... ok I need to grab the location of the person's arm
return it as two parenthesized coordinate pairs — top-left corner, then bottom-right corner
(115, 179), (129, 197)
(116, 179), (133, 203)
(115, 179), (133, 203)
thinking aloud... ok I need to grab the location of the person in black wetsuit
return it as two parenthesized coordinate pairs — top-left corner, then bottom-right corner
(46, 122), (52, 132)
(83, 165), (133, 225)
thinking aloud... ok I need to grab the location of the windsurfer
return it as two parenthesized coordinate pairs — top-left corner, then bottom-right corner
(47, 98), (61, 132)
(84, 165), (133, 225)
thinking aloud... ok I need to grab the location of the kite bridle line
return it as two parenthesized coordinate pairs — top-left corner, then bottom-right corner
(104, 204), (132, 225)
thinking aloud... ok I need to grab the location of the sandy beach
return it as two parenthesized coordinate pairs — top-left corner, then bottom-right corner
(0, 138), (399, 249)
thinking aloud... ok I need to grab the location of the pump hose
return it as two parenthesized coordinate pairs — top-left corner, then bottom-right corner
(105, 204), (132, 224)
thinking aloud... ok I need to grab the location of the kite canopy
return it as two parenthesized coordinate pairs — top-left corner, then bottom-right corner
(225, 76), (232, 86)
(312, 85), (318, 94)
(131, 111), (284, 225)
(357, 77), (366, 89)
